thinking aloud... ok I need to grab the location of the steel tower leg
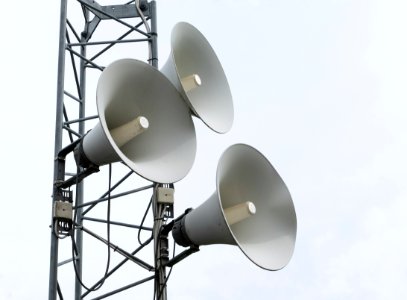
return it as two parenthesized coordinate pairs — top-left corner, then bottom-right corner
(48, 0), (68, 299)
(74, 11), (89, 299)
(148, 3), (169, 299)
(153, 190), (169, 300)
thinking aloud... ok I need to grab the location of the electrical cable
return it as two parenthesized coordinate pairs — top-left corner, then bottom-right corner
(135, 0), (150, 32)
(54, 219), (71, 239)
(135, 0), (153, 61)
(70, 164), (113, 292)
(138, 195), (153, 245)
(156, 239), (176, 300)
(153, 192), (173, 300)
(152, 194), (163, 300)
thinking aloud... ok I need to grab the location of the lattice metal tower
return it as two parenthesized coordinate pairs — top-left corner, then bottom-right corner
(48, 1), (175, 299)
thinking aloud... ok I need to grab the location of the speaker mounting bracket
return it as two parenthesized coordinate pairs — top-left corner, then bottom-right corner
(52, 138), (101, 189)
(165, 245), (200, 268)
(158, 214), (200, 267)
(55, 165), (100, 189)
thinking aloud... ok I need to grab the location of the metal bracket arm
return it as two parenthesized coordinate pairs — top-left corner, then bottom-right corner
(53, 138), (100, 189)
(79, 0), (151, 20)
(165, 246), (200, 268)
(54, 165), (99, 189)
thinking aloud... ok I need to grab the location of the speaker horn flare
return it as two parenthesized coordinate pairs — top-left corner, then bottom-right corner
(76, 59), (197, 184)
(172, 144), (297, 271)
(161, 22), (234, 134)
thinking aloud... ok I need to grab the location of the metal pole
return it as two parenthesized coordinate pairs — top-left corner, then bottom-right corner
(74, 15), (89, 299)
(153, 190), (169, 300)
(49, 0), (68, 299)
(148, 3), (168, 299)
(150, 0), (158, 68)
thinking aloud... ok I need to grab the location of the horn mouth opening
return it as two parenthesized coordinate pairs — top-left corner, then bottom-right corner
(216, 143), (297, 271)
(91, 58), (197, 183)
(161, 22), (234, 134)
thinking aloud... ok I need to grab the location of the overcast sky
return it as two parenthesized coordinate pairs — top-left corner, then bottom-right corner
(1, 0), (406, 299)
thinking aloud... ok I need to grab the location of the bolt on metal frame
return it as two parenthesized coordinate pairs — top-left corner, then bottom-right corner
(48, 1), (175, 299)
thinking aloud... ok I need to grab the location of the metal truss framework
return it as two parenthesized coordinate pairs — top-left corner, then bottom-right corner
(47, 1), (182, 299)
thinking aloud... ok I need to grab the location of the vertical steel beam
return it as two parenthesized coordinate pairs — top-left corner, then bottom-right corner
(153, 192), (169, 300)
(148, 3), (168, 299)
(49, 0), (68, 299)
(150, 0), (158, 68)
(74, 13), (89, 299)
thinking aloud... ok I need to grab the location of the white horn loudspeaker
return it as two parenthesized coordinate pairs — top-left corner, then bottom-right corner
(161, 22), (234, 134)
(172, 144), (297, 270)
(75, 58), (197, 184)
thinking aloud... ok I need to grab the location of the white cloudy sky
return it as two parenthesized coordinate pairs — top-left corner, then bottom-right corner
(1, 0), (407, 299)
